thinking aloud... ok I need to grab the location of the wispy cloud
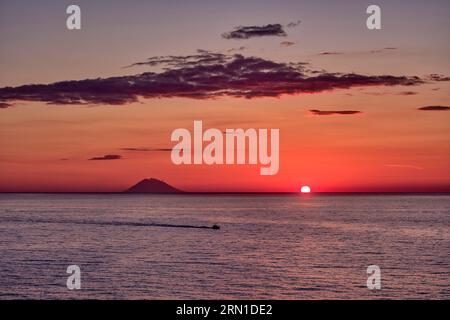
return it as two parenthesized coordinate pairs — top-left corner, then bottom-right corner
(370, 47), (398, 53)
(222, 24), (287, 39)
(0, 51), (425, 107)
(397, 91), (418, 96)
(309, 109), (362, 116)
(317, 47), (398, 56)
(426, 74), (450, 82)
(317, 52), (343, 56)
(280, 41), (295, 47)
(364, 90), (418, 96)
(418, 106), (450, 111)
(227, 46), (246, 52)
(123, 49), (230, 69)
(88, 154), (122, 161)
(286, 20), (301, 28)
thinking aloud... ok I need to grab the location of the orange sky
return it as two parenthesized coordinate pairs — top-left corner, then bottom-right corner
(0, 1), (449, 192)
(1, 87), (449, 192)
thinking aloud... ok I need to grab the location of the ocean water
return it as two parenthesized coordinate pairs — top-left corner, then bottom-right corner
(0, 193), (449, 300)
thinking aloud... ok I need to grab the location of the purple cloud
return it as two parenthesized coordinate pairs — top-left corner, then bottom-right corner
(418, 106), (450, 111)
(286, 20), (302, 28)
(397, 91), (418, 96)
(318, 52), (343, 56)
(309, 109), (362, 116)
(222, 24), (287, 39)
(227, 46), (246, 52)
(123, 50), (230, 69)
(0, 51), (425, 107)
(370, 47), (398, 53)
(364, 90), (419, 96)
(88, 154), (122, 161)
(280, 41), (295, 47)
(427, 74), (450, 82)
(318, 48), (398, 56)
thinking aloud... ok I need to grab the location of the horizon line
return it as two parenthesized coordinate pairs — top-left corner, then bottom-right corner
(1, 191), (449, 195)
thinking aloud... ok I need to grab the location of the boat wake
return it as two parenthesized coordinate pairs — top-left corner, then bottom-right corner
(1, 217), (220, 230)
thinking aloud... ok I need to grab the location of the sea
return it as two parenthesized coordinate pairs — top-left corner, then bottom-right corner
(0, 193), (449, 299)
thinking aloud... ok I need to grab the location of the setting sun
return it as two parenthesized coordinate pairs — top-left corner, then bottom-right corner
(301, 186), (311, 193)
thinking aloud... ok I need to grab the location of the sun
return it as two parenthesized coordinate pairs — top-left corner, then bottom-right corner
(300, 185), (311, 193)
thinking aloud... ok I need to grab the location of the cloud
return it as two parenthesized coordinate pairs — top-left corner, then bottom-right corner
(318, 52), (343, 56)
(427, 74), (450, 82)
(120, 147), (172, 152)
(88, 154), (122, 161)
(222, 24), (287, 39)
(318, 48), (398, 56)
(286, 20), (301, 28)
(309, 109), (362, 116)
(227, 46), (246, 52)
(0, 51), (425, 107)
(417, 106), (450, 111)
(0, 102), (11, 108)
(123, 49), (231, 69)
(280, 41), (295, 47)
(370, 47), (398, 53)
(364, 90), (418, 96)
(397, 91), (418, 96)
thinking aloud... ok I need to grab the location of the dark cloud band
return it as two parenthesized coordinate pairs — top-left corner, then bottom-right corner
(88, 154), (122, 161)
(286, 20), (302, 28)
(309, 109), (362, 116)
(0, 102), (11, 108)
(222, 24), (287, 39)
(0, 51), (425, 107)
(418, 106), (450, 111)
(280, 41), (295, 47)
(427, 74), (450, 82)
